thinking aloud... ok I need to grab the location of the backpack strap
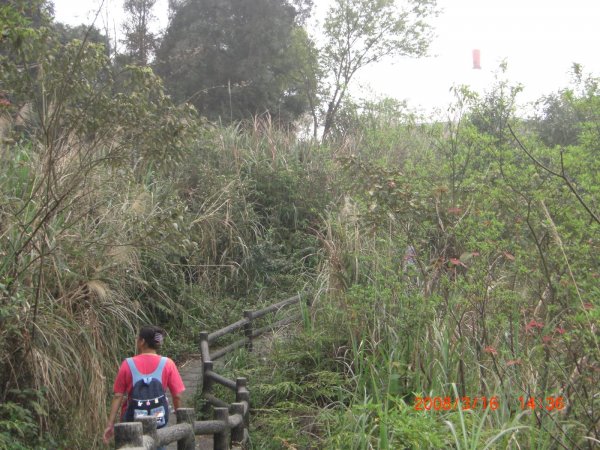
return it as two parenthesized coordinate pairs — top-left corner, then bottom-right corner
(148, 357), (168, 381)
(126, 357), (143, 385)
(125, 356), (167, 384)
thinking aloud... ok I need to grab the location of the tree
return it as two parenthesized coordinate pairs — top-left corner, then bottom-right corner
(285, 26), (321, 135)
(154, 0), (312, 125)
(533, 90), (581, 148)
(122, 0), (157, 66)
(53, 22), (111, 52)
(318, 0), (437, 140)
(468, 62), (523, 144)
(533, 64), (600, 148)
(0, 0), (51, 27)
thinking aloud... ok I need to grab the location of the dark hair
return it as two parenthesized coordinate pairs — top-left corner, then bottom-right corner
(138, 325), (166, 349)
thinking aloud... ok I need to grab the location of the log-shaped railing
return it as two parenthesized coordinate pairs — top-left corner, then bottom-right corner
(200, 294), (305, 414)
(114, 293), (305, 450)
(204, 293), (303, 360)
(113, 379), (249, 450)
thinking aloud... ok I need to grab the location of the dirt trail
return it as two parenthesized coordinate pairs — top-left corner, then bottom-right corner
(166, 326), (295, 449)
(166, 355), (213, 450)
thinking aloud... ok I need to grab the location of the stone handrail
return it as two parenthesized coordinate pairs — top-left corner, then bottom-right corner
(114, 379), (249, 450)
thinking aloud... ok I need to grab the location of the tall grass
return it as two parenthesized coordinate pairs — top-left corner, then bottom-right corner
(0, 106), (331, 446)
(0, 20), (286, 446)
(0, 138), (142, 446)
(302, 99), (599, 448)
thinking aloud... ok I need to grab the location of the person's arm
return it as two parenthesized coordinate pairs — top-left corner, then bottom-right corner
(173, 394), (182, 411)
(103, 393), (124, 444)
(166, 358), (185, 412)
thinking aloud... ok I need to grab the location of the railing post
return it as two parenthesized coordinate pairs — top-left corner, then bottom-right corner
(137, 416), (157, 448)
(176, 408), (196, 450)
(202, 360), (214, 417)
(213, 407), (229, 450)
(235, 378), (247, 401)
(236, 378), (249, 416)
(200, 331), (210, 359)
(114, 422), (143, 448)
(236, 377), (249, 448)
(243, 310), (253, 352)
(230, 403), (245, 446)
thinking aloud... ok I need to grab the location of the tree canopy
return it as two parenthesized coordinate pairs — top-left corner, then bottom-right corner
(319, 0), (438, 139)
(154, 0), (312, 125)
(122, 0), (158, 66)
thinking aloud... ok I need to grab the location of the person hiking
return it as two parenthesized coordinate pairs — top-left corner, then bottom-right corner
(103, 325), (185, 447)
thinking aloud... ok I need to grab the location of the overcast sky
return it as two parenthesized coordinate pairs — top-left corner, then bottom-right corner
(52, 0), (600, 114)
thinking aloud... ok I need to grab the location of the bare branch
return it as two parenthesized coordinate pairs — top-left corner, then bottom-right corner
(508, 123), (600, 227)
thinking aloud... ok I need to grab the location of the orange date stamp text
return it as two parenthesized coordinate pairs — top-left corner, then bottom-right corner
(414, 396), (499, 411)
(413, 395), (566, 412)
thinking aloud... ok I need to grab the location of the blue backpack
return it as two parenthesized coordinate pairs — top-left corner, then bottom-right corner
(124, 357), (169, 428)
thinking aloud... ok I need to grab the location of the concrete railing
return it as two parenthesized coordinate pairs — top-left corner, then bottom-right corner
(199, 293), (306, 420)
(113, 400), (248, 449)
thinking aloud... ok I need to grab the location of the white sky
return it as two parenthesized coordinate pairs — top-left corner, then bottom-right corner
(53, 0), (600, 114)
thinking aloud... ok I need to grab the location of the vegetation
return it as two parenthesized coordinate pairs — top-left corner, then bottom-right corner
(319, 0), (437, 139)
(154, 0), (312, 125)
(121, 0), (158, 66)
(0, 0), (598, 449)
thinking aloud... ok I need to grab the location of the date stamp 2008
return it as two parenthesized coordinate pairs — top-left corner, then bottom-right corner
(414, 396), (499, 411)
(413, 396), (565, 412)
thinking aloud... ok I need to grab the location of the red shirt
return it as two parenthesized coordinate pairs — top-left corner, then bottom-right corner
(113, 353), (185, 417)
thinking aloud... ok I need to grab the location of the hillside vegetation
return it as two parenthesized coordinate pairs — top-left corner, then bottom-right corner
(0, 1), (598, 449)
